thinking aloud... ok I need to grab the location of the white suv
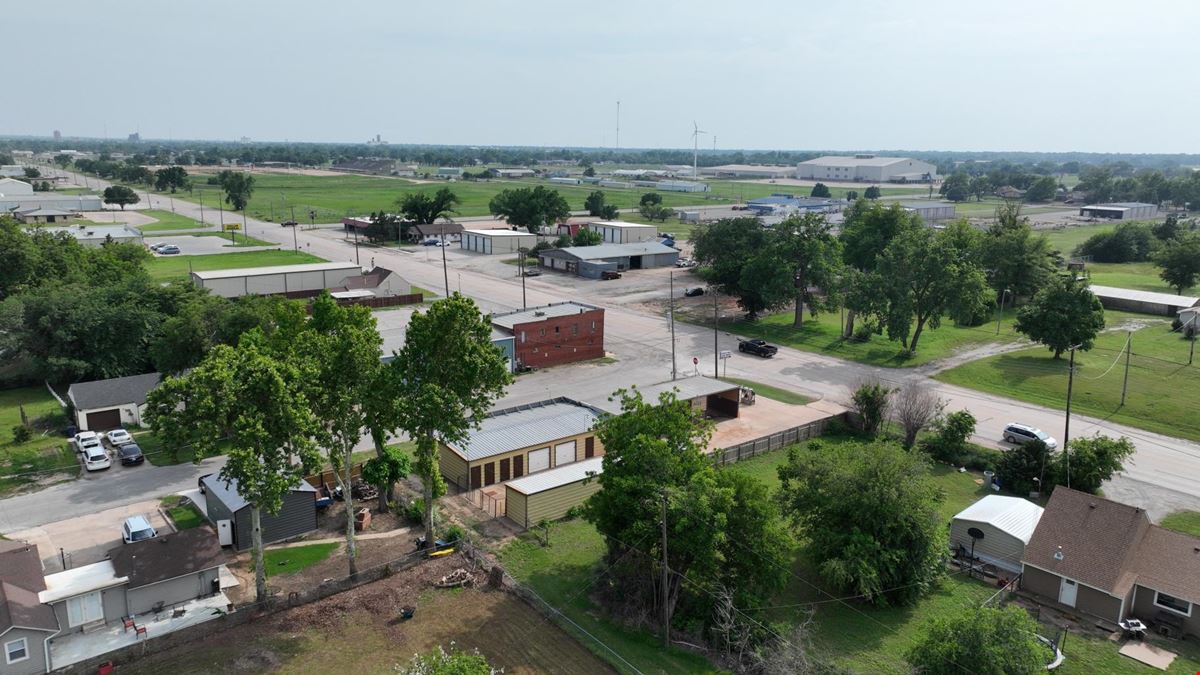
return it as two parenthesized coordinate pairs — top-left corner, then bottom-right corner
(74, 431), (112, 471)
(1003, 423), (1058, 450)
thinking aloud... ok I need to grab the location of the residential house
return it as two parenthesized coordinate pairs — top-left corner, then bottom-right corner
(0, 542), (57, 675)
(67, 372), (161, 432)
(1020, 487), (1200, 637)
(200, 475), (318, 551)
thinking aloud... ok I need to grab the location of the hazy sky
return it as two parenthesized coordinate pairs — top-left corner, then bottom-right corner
(8, 1), (1198, 153)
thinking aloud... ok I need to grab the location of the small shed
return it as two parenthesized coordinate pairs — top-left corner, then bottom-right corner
(1089, 285), (1199, 317)
(200, 475), (317, 551)
(67, 372), (161, 431)
(950, 495), (1044, 575)
(505, 457), (603, 528)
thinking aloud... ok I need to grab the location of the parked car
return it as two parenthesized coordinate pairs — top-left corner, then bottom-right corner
(738, 339), (778, 357)
(105, 428), (132, 447)
(148, 242), (168, 252)
(157, 244), (181, 255)
(523, 269), (542, 277)
(73, 431), (102, 454)
(82, 444), (111, 472)
(675, 257), (696, 268)
(116, 442), (144, 466)
(600, 270), (622, 280)
(684, 287), (705, 297)
(121, 515), (157, 544)
(1002, 423), (1059, 450)
(281, 220), (298, 227)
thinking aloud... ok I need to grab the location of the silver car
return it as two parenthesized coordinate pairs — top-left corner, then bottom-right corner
(1003, 423), (1058, 450)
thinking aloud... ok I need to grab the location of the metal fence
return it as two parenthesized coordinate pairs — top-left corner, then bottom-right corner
(710, 413), (844, 466)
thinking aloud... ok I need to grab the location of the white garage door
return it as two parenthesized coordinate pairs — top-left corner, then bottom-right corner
(528, 448), (550, 473)
(555, 441), (577, 467)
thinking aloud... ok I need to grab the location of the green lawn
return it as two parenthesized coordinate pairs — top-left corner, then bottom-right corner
(136, 209), (211, 233)
(937, 319), (1200, 441)
(187, 232), (277, 247)
(1088, 262), (1185, 294)
(146, 250), (326, 282)
(948, 198), (1068, 217)
(264, 542), (339, 577)
(719, 377), (811, 405)
(1050, 627), (1200, 675)
(1160, 511), (1200, 537)
(0, 386), (77, 497)
(1043, 222), (1115, 256)
(160, 496), (205, 530)
(701, 180), (928, 203)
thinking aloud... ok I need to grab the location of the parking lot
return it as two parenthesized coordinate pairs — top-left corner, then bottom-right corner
(9, 499), (171, 573)
(145, 234), (279, 256)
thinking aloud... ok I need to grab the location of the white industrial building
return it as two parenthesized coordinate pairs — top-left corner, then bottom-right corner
(34, 224), (141, 247)
(461, 228), (539, 254)
(902, 201), (957, 222)
(0, 178), (103, 212)
(796, 155), (938, 183)
(0, 177), (34, 194)
(699, 164), (795, 179)
(586, 220), (658, 244)
(191, 262), (364, 298)
(1079, 202), (1159, 221)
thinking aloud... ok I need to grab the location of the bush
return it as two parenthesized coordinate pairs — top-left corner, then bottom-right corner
(920, 411), (1001, 470)
(401, 498), (425, 525)
(1076, 223), (1154, 262)
(441, 523), (466, 544)
(529, 240), (555, 254)
(11, 425), (31, 444)
(850, 381), (892, 437)
(851, 323), (874, 343)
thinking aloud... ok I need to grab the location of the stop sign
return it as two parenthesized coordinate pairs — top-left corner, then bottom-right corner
(692, 357), (699, 365)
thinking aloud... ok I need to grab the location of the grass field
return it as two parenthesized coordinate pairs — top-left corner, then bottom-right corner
(160, 496), (205, 530)
(949, 198), (1069, 217)
(719, 377), (811, 405)
(1160, 511), (1200, 537)
(264, 542), (339, 577)
(699, 180), (928, 203)
(0, 387), (77, 497)
(188, 232), (276, 247)
(1087, 262), (1182, 293)
(135, 209), (211, 233)
(1042, 222), (1114, 256)
(146, 250), (325, 282)
(937, 319), (1200, 441)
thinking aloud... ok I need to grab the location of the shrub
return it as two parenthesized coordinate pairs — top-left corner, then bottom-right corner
(851, 323), (874, 343)
(441, 523), (466, 544)
(850, 381), (892, 437)
(402, 498), (425, 524)
(11, 425), (31, 444)
(1076, 223), (1154, 262)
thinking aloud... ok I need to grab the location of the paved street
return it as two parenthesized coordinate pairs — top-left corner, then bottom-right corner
(30, 168), (1200, 520)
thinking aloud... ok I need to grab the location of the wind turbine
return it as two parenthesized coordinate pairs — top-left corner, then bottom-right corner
(691, 121), (707, 178)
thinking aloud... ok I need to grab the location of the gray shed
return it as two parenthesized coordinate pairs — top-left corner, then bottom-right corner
(200, 475), (317, 551)
(950, 495), (1044, 575)
(538, 241), (679, 278)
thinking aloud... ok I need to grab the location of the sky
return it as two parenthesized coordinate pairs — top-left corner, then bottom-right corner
(7, 0), (1200, 154)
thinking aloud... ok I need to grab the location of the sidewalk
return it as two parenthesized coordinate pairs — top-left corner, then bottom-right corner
(270, 524), (414, 549)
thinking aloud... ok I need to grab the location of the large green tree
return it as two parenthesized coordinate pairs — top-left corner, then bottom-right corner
(1014, 277), (1105, 358)
(1023, 175), (1058, 202)
(777, 439), (945, 605)
(1154, 232), (1200, 294)
(102, 185), (140, 210)
(907, 605), (1048, 675)
(771, 212), (842, 327)
(838, 201), (921, 337)
(154, 166), (190, 193)
(216, 171), (256, 211)
(996, 438), (1051, 496)
(692, 217), (776, 318)
(488, 185), (570, 233)
(397, 188), (460, 224)
(392, 295), (511, 545)
(939, 172), (970, 202)
(1060, 435), (1135, 494)
(144, 333), (320, 601)
(985, 202), (1056, 300)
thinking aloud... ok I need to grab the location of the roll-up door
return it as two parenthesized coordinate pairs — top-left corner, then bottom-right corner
(527, 448), (550, 473)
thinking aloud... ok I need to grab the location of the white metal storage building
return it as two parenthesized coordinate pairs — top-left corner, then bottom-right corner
(1089, 285), (1199, 317)
(461, 229), (538, 254)
(902, 201), (957, 222)
(796, 155), (938, 183)
(1079, 202), (1159, 220)
(586, 220), (658, 244)
(190, 262), (362, 298)
(950, 495), (1044, 574)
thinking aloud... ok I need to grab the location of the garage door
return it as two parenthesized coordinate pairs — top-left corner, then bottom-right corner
(85, 409), (121, 431)
(527, 448), (550, 473)
(555, 441), (577, 467)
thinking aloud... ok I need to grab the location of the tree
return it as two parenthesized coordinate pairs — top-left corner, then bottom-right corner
(863, 185), (881, 199)
(23, 167), (40, 179)
(488, 185), (570, 233)
(572, 228), (602, 246)
(398, 188), (459, 225)
(985, 202), (1055, 300)
(638, 203), (673, 222)
(1154, 233), (1200, 294)
(893, 382), (944, 448)
(851, 380), (892, 438)
(361, 445), (412, 513)
(1076, 222), (1154, 262)
(144, 334), (320, 601)
(907, 605), (1048, 675)
(53, 154), (73, 169)
(392, 295), (511, 545)
(216, 171), (255, 211)
(600, 203), (620, 220)
(584, 190), (607, 217)
(363, 211), (407, 244)
(582, 165), (596, 178)
(809, 182), (831, 198)
(838, 200), (923, 337)
(154, 166), (190, 193)
(770, 213), (842, 327)
(939, 172), (970, 202)
(874, 226), (992, 354)
(640, 192), (662, 206)
(1060, 434), (1135, 494)
(102, 185), (140, 210)
(968, 175), (991, 202)
(777, 440), (946, 605)
(1024, 175), (1058, 202)
(692, 218), (776, 318)
(922, 410), (978, 465)
(845, 190), (859, 201)
(997, 438), (1051, 496)
(1152, 214), (1183, 242)
(1015, 277), (1105, 358)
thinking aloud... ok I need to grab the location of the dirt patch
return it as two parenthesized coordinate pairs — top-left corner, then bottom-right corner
(123, 553), (614, 674)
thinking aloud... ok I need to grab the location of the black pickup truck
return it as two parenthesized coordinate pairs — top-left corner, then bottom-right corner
(738, 339), (778, 358)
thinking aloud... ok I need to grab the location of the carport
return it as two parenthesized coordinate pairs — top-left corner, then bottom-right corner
(591, 376), (741, 420)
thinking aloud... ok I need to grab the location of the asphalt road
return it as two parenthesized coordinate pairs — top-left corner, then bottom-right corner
(25, 168), (1200, 521)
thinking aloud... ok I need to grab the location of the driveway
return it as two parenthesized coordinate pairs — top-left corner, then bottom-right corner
(9, 499), (170, 573)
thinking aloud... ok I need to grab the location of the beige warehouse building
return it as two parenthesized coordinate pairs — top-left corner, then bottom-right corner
(460, 228), (539, 254)
(586, 220), (658, 244)
(190, 262), (363, 298)
(505, 456), (603, 529)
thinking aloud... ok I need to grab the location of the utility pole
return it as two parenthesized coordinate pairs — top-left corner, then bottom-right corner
(713, 290), (719, 378)
(519, 248), (527, 309)
(995, 289), (1010, 335)
(290, 206), (298, 252)
(660, 492), (670, 649)
(1120, 332), (1132, 406)
(1063, 346), (1078, 489)
(353, 227), (362, 266)
(198, 190), (204, 224)
(441, 233), (449, 296)
(615, 100), (620, 150)
(669, 271), (677, 380)
(1190, 315), (1197, 365)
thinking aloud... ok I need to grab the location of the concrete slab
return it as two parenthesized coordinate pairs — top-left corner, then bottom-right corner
(8, 499), (169, 573)
(1119, 641), (1176, 670)
(709, 398), (838, 451)
(145, 234), (279, 256)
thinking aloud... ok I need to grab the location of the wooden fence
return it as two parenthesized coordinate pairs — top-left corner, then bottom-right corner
(463, 488), (504, 519)
(710, 413), (844, 466)
(304, 462), (363, 490)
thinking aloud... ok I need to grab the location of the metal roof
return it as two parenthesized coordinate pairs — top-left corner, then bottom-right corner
(799, 155), (922, 167)
(1089, 285), (1199, 308)
(506, 456), (603, 495)
(543, 241), (678, 260)
(589, 220), (656, 229)
(953, 495), (1044, 544)
(201, 474), (315, 513)
(462, 228), (536, 237)
(589, 376), (739, 415)
(40, 561), (127, 604)
(191, 261), (360, 280)
(491, 302), (599, 330)
(1088, 202), (1157, 209)
(449, 398), (602, 461)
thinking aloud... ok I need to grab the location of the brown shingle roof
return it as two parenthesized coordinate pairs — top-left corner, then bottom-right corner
(108, 527), (225, 589)
(1022, 487), (1150, 597)
(0, 541), (57, 633)
(1131, 526), (1200, 605)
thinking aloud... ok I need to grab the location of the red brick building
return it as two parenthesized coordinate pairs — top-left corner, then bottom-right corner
(491, 302), (605, 368)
